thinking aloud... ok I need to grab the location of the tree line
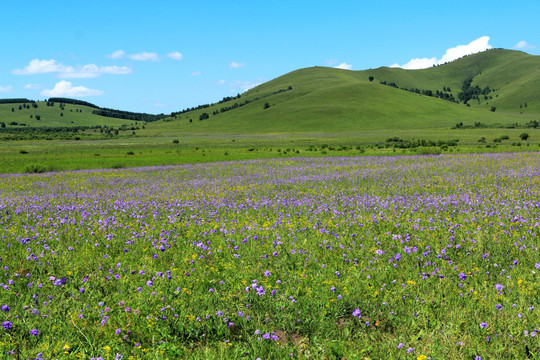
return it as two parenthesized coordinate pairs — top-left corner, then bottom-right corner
(378, 81), (457, 103)
(91, 108), (167, 122)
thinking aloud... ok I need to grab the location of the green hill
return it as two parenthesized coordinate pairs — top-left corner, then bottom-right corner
(0, 100), (125, 128)
(146, 49), (539, 138)
(0, 99), (163, 140)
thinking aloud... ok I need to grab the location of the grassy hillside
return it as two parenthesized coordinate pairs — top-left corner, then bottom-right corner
(146, 49), (539, 138)
(362, 49), (540, 113)
(0, 101), (133, 128)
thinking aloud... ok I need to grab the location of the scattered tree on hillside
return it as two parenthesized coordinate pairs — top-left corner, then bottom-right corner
(520, 132), (529, 140)
(458, 78), (492, 104)
(199, 112), (209, 121)
(369, 76), (374, 82)
(263, 102), (270, 109)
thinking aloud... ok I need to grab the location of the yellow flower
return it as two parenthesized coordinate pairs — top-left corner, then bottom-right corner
(63, 345), (70, 350)
(417, 355), (428, 360)
(104, 346), (111, 352)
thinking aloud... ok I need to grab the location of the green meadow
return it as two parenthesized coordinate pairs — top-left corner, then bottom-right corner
(0, 153), (538, 359)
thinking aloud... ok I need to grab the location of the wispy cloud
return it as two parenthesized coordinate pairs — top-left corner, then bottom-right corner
(107, 50), (126, 59)
(191, 71), (201, 76)
(229, 61), (246, 69)
(24, 83), (42, 90)
(109, 50), (181, 61)
(41, 80), (103, 97)
(13, 59), (131, 78)
(334, 62), (353, 70)
(0, 85), (12, 93)
(128, 52), (159, 61)
(391, 36), (493, 69)
(216, 78), (264, 92)
(514, 40), (536, 50)
(61, 64), (131, 78)
(167, 52), (183, 60)
(229, 79), (264, 92)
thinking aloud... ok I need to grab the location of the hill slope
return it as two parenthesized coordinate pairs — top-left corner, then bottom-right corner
(149, 49), (539, 136)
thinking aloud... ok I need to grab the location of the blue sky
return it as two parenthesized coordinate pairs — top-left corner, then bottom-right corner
(1, 0), (538, 114)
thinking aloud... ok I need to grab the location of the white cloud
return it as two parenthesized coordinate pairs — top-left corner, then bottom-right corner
(13, 59), (131, 78)
(392, 36), (493, 69)
(229, 61), (246, 69)
(128, 52), (159, 61)
(191, 71), (201, 76)
(108, 50), (125, 59)
(391, 57), (437, 69)
(59, 64), (131, 79)
(24, 83), (42, 90)
(0, 85), (12, 93)
(41, 81), (103, 97)
(325, 59), (338, 66)
(13, 59), (70, 75)
(167, 52), (183, 60)
(334, 62), (353, 70)
(217, 79), (226, 85)
(514, 40), (535, 50)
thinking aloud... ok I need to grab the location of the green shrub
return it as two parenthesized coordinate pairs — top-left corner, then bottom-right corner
(22, 164), (52, 174)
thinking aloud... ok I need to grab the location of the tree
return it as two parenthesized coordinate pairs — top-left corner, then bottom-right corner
(263, 102), (270, 109)
(199, 112), (209, 121)
(520, 132), (529, 141)
(368, 76), (374, 82)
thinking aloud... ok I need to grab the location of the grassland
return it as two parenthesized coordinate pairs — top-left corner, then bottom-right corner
(0, 153), (537, 359)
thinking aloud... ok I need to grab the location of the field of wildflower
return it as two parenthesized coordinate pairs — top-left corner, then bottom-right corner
(0, 152), (538, 359)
